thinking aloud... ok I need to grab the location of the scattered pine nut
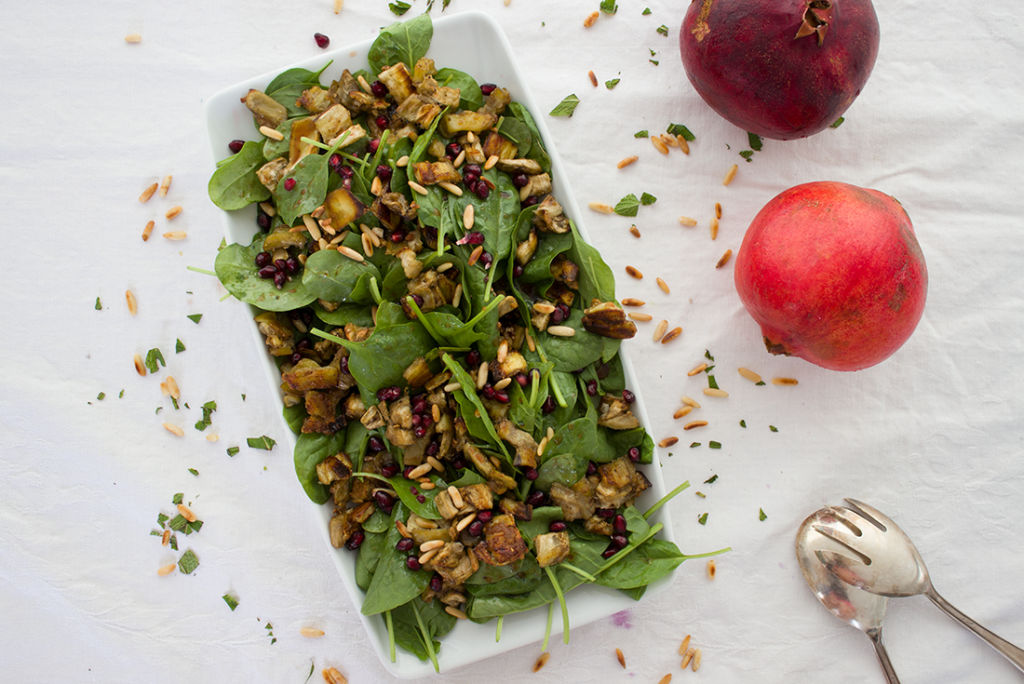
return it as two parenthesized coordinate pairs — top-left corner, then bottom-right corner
(656, 277), (670, 294)
(333, 0), (344, 12)
(205, 434), (219, 442)
(360, 232), (374, 257)
(715, 202), (723, 219)
(621, 298), (645, 307)
(177, 503), (197, 522)
(467, 245), (484, 267)
(259, 125), (284, 141)
(628, 312), (652, 322)
(370, 175), (383, 196)
(162, 231), (187, 241)
(444, 606), (468, 620)
(163, 423), (185, 437)
(476, 361), (489, 389)
(463, 203), (475, 229)
(451, 283), (463, 308)
(710, 216), (719, 240)
(629, 224), (641, 238)
(533, 652), (551, 672)
(138, 182), (158, 203)
(661, 134), (678, 148)
(588, 70), (598, 87)
(688, 363), (707, 377)
(658, 675), (673, 684)
(159, 175), (173, 197)
(157, 562), (177, 576)
(589, 201), (615, 214)
(615, 648), (626, 668)
(653, 319), (668, 342)
(673, 406), (693, 420)
(651, 136), (669, 155)
(533, 301), (557, 314)
(453, 149), (466, 167)
(661, 326), (682, 344)
(692, 648), (703, 672)
(723, 163), (738, 186)
(142, 220), (155, 241)
(583, 11), (599, 27)
(493, 377), (512, 391)
(260, 201), (277, 217)
(338, 245), (364, 262)
(738, 367), (762, 383)
(356, 74), (373, 94)
(161, 529), (170, 546)
(716, 249), (733, 269)
(681, 648), (695, 670)
(133, 354), (146, 376)
(678, 635), (692, 656)
(407, 180), (428, 195)
(300, 627), (325, 638)
(707, 559), (717, 579)
(772, 376), (799, 386)
(676, 135), (690, 155)
(124, 33), (143, 44)
(160, 376), (181, 400)
(617, 155), (639, 169)
(125, 289), (138, 316)
(447, 485), (464, 509)
(659, 436), (679, 448)
(683, 420), (708, 430)
(439, 181), (463, 196)
(679, 216), (698, 227)
(420, 539), (445, 553)
(547, 325), (576, 337)
(681, 395), (702, 408)
(407, 463), (432, 480)
(703, 387), (729, 397)
(483, 154), (499, 171)
(322, 667), (348, 684)
(625, 265), (643, 279)
(427, 455), (445, 472)
(455, 512), (477, 532)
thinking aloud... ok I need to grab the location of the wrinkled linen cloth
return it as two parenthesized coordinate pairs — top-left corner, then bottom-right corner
(2, 2), (1022, 682)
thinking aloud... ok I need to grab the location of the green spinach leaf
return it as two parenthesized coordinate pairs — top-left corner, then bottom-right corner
(214, 233), (317, 311)
(208, 141), (271, 210)
(302, 249), (381, 304)
(368, 13), (433, 74)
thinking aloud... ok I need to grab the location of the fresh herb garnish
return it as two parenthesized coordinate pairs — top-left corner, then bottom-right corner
(175, 338), (186, 353)
(223, 593), (240, 611)
(769, 425), (779, 432)
(697, 513), (709, 525)
(759, 508), (768, 521)
(95, 297), (102, 310)
(226, 446), (240, 457)
(144, 348), (166, 373)
(642, 7), (652, 14)
(605, 78), (620, 90)
(389, 1), (411, 15)
(195, 400), (217, 431)
(247, 435), (276, 450)
(747, 132), (763, 151)
(614, 194), (640, 217)
(600, 0), (618, 14)
(96, 392), (106, 401)
(657, 25), (669, 36)
(830, 116), (845, 128)
(708, 441), (721, 449)
(172, 492), (184, 505)
(634, 129), (649, 138)
(178, 549), (199, 575)
(640, 192), (657, 206)
(704, 474), (718, 484)
(666, 123), (695, 140)
(549, 94), (580, 118)
(739, 419), (747, 428)
(188, 468), (199, 476)
(187, 313), (203, 324)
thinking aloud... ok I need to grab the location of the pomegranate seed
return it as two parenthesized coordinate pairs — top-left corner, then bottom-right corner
(451, 458), (467, 470)
(480, 83), (497, 95)
(429, 575), (443, 592)
(550, 308), (565, 324)
(521, 195), (540, 208)
(376, 164), (393, 182)
(396, 537), (414, 552)
(377, 386), (401, 402)
(256, 211), (272, 231)
(596, 507), (616, 519)
(419, 415), (433, 430)
(613, 514), (628, 535)
(586, 461), (598, 476)
(601, 546), (619, 559)
(416, 494), (426, 503)
(228, 139), (245, 153)
(273, 271), (287, 288)
(290, 352), (302, 364)
(328, 153), (343, 173)
(467, 520), (484, 536)
(411, 414), (422, 427)
(283, 177), (296, 191)
(541, 396), (556, 414)
(511, 172), (529, 189)
(472, 180), (490, 200)
(254, 251), (272, 268)
(406, 556), (422, 571)
(403, 466), (417, 479)
(375, 115), (389, 130)
(368, 138), (380, 153)
(257, 265), (277, 279)
(515, 373), (529, 387)
(284, 257), (300, 274)
(523, 468), (539, 481)
(314, 32), (330, 49)
(379, 462), (399, 477)
(373, 490), (395, 509)
(445, 142), (462, 159)
(548, 521), (567, 532)
(295, 338), (312, 352)
(585, 380), (598, 396)
(493, 389), (509, 404)
(345, 530), (365, 550)
(526, 491), (546, 507)
(338, 165), (354, 179)
(513, 264), (524, 278)
(389, 230), (406, 243)
(464, 231), (485, 245)
(476, 510), (494, 523)
(370, 80), (388, 97)
(481, 385), (496, 400)
(466, 350), (481, 367)
(622, 389), (636, 404)
(413, 426), (427, 439)
(464, 163), (482, 177)
(610, 534), (629, 549)
(627, 446), (641, 462)
(479, 252), (493, 268)
(274, 258), (288, 271)
(425, 440), (440, 457)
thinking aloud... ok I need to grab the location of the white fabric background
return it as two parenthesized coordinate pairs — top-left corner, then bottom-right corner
(2, 1), (1023, 682)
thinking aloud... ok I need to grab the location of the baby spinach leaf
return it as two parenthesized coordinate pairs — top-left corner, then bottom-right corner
(214, 233), (317, 311)
(549, 94), (580, 118)
(496, 116), (533, 154)
(465, 556), (542, 597)
(344, 422), (370, 471)
(507, 102), (551, 174)
(435, 67), (483, 111)
(520, 231), (573, 291)
(535, 451), (587, 491)
(293, 430), (347, 503)
(355, 529), (387, 591)
(273, 152), (330, 226)
(441, 354), (511, 461)
(312, 302), (375, 327)
(515, 506), (565, 543)
(568, 220), (616, 305)
(208, 141), (271, 210)
(262, 119), (292, 160)
(368, 13), (433, 74)
(386, 474), (444, 519)
(282, 404), (306, 434)
(323, 320), (434, 396)
(302, 249), (381, 304)
(362, 504), (431, 615)
(595, 539), (687, 589)
(265, 63), (331, 117)
(538, 309), (605, 372)
(454, 170), (519, 267)
(389, 598), (455, 664)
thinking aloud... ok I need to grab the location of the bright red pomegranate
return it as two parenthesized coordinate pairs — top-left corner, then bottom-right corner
(733, 181), (927, 371)
(679, 0), (879, 140)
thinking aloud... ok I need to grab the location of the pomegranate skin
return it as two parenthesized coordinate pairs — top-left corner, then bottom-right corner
(680, 0), (879, 140)
(734, 181), (927, 371)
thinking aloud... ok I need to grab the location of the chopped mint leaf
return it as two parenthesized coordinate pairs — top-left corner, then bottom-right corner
(600, 0), (618, 14)
(703, 474), (719, 484)
(747, 132), (763, 151)
(642, 7), (651, 15)
(634, 130), (649, 138)
(144, 348), (166, 373)
(388, 1), (411, 15)
(697, 512), (708, 525)
(175, 338), (186, 353)
(657, 24), (669, 36)
(195, 400), (217, 431)
(223, 593), (239, 611)
(178, 549), (199, 575)
(187, 313), (203, 324)
(247, 435), (276, 450)
(614, 193), (640, 217)
(708, 441), (722, 449)
(666, 123), (695, 140)
(830, 116), (845, 128)
(188, 467), (199, 476)
(759, 508), (768, 521)
(172, 492), (184, 505)
(95, 297), (102, 310)
(96, 392), (106, 401)
(739, 150), (754, 162)
(550, 94), (580, 118)
(605, 78), (620, 90)
(157, 512), (169, 527)
(739, 419), (747, 428)
(226, 446), (240, 457)
(689, 442), (701, 448)
(707, 375), (719, 390)
(640, 192), (657, 206)
(769, 425), (779, 432)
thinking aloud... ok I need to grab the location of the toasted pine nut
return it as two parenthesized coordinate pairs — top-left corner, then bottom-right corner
(463, 203), (475, 229)
(723, 163), (738, 186)
(615, 647), (626, 668)
(656, 277), (670, 294)
(300, 627), (325, 638)
(688, 363), (707, 376)
(588, 70), (598, 87)
(533, 652), (551, 672)
(406, 463), (432, 480)
(444, 606), (468, 620)
(447, 485), (464, 509)
(679, 216), (698, 227)
(162, 231), (187, 240)
(125, 33), (143, 44)
(142, 220), (155, 241)
(703, 387), (729, 397)
(651, 136), (669, 155)
(677, 135), (690, 155)
(483, 154), (499, 170)
(177, 504), (197, 522)
(547, 325), (576, 337)
(617, 155), (638, 169)
(710, 216), (719, 240)
(683, 420), (708, 430)
(163, 423), (184, 437)
(628, 312), (653, 322)
(772, 376), (799, 386)
(133, 354), (146, 376)
(629, 224), (641, 238)
(322, 667), (348, 684)
(661, 327), (682, 344)
(138, 182), (158, 203)
(681, 395), (701, 408)
(583, 11), (599, 28)
(407, 180), (428, 195)
(125, 289), (138, 316)
(653, 319), (668, 342)
(157, 562), (177, 576)
(716, 249), (733, 269)
(589, 201), (615, 214)
(707, 559), (717, 579)
(625, 265), (643, 279)
(621, 297), (645, 307)
(259, 125), (284, 141)
(738, 367), (762, 383)
(338, 245), (364, 262)
(659, 436), (679, 448)
(439, 181), (463, 196)
(159, 175), (172, 197)
(658, 675), (673, 684)
(673, 406), (693, 420)
(419, 539), (445, 553)
(678, 634), (692, 656)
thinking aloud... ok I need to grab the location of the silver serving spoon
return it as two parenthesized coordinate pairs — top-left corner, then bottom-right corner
(796, 509), (900, 683)
(813, 498), (1024, 672)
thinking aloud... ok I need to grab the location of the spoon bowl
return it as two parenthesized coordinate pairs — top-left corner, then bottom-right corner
(796, 509), (900, 683)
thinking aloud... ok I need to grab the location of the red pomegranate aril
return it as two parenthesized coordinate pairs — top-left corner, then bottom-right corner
(622, 389), (636, 404)
(338, 165), (354, 179)
(370, 80), (388, 97)
(283, 177), (296, 191)
(379, 462), (399, 478)
(613, 514), (628, 535)
(526, 491), (547, 507)
(467, 520), (484, 536)
(314, 32), (330, 49)
(256, 211), (272, 230)
(273, 271), (287, 288)
(377, 386), (401, 402)
(290, 352), (302, 364)
(368, 435), (385, 453)
(284, 257), (300, 274)
(521, 195), (540, 208)
(425, 440), (440, 457)
(373, 491), (395, 510)
(375, 115), (389, 130)
(416, 494), (426, 503)
(412, 396), (428, 414)
(376, 164), (393, 182)
(585, 380), (598, 396)
(328, 153), (343, 173)
(274, 258), (288, 271)
(541, 396), (556, 414)
(480, 83), (497, 95)
(550, 308), (565, 324)
(406, 556), (422, 571)
(601, 547), (619, 559)
(524, 467), (539, 481)
(390, 229), (406, 243)
(493, 389), (509, 404)
(254, 251), (272, 268)
(464, 163), (482, 177)
(513, 264), (524, 278)
(368, 138), (380, 154)
(396, 537), (414, 552)
(511, 172), (529, 189)
(413, 426), (428, 439)
(515, 373), (529, 387)
(586, 461), (598, 476)
(548, 521), (567, 532)
(445, 142), (462, 159)
(429, 575), (444, 593)
(479, 252), (493, 268)
(466, 350), (482, 367)
(610, 534), (629, 549)
(464, 231), (484, 246)
(596, 507), (616, 519)
(418, 415), (433, 430)
(345, 529), (365, 550)
(476, 510), (494, 523)
(257, 265), (277, 279)
(627, 446), (641, 462)
(228, 139), (245, 153)
(472, 180), (490, 200)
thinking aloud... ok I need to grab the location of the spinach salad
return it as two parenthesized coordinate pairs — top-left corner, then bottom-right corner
(209, 14), (699, 670)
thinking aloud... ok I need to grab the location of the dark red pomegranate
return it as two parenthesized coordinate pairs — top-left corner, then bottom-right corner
(680, 0), (879, 140)
(734, 181), (927, 371)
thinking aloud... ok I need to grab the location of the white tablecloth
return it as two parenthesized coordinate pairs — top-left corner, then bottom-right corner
(3, 2), (1023, 682)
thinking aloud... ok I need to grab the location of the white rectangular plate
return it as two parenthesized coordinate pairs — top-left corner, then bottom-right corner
(204, 10), (675, 679)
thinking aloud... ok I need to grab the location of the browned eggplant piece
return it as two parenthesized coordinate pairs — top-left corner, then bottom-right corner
(288, 118), (320, 169)
(407, 270), (457, 312)
(262, 227), (307, 252)
(296, 85), (334, 114)
(395, 94), (442, 128)
(459, 484), (494, 512)
(412, 159), (461, 185)
(281, 358), (340, 392)
(316, 453), (353, 486)
(242, 89), (287, 128)
(328, 70), (373, 113)
(481, 131), (517, 160)
(534, 531), (571, 567)
(495, 418), (539, 469)
(595, 456), (650, 509)
(413, 57), (437, 82)
(402, 356), (433, 388)
(480, 86), (512, 115)
(472, 513), (528, 566)
(256, 157), (288, 192)
(549, 479), (597, 521)
(597, 395), (641, 430)
(302, 389), (346, 434)
(441, 110), (498, 137)
(430, 542), (478, 585)
(519, 173), (552, 201)
(377, 62), (416, 103)
(416, 76), (461, 108)
(582, 301), (637, 340)
(254, 312), (295, 357)
(314, 104), (353, 142)
(324, 187), (366, 230)
(532, 194), (571, 234)
(498, 497), (532, 521)
(461, 440), (517, 494)
(359, 403), (389, 430)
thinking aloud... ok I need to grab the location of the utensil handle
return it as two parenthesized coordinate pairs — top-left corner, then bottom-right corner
(927, 588), (1024, 672)
(869, 632), (901, 684)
